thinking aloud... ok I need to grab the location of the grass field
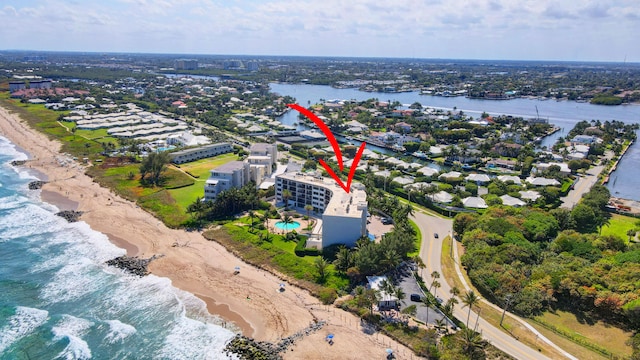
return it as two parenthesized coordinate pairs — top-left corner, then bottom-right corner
(534, 310), (633, 358)
(167, 153), (240, 211)
(173, 153), (239, 179)
(601, 213), (639, 242)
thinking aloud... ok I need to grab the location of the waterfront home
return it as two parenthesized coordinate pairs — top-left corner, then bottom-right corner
(571, 135), (599, 144)
(487, 159), (517, 170)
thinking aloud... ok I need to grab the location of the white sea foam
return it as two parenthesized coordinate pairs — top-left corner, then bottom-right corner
(104, 320), (136, 343)
(0, 306), (49, 353)
(51, 315), (94, 360)
(158, 316), (235, 360)
(0, 135), (28, 162)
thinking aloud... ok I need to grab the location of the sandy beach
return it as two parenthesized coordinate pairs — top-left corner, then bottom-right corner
(0, 104), (414, 359)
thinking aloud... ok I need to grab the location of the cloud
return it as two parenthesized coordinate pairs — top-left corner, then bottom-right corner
(0, 0), (638, 61)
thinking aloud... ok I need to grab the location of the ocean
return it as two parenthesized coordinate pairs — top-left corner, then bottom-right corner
(0, 135), (236, 360)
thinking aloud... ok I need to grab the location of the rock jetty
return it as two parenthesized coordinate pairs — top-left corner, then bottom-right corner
(55, 210), (83, 222)
(106, 255), (161, 277)
(28, 180), (47, 190)
(224, 320), (326, 359)
(10, 160), (26, 166)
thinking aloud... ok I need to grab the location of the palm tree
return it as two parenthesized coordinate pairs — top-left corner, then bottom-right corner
(282, 189), (292, 210)
(394, 287), (406, 308)
(429, 271), (440, 295)
(422, 295), (433, 326)
(334, 246), (352, 273)
(458, 328), (488, 357)
(431, 280), (441, 297)
(314, 257), (329, 282)
(462, 290), (481, 328)
(434, 318), (447, 334)
(304, 204), (313, 230)
(248, 210), (255, 232)
(450, 286), (461, 298)
(443, 297), (459, 318)
(412, 255), (425, 277)
(282, 214), (294, 234)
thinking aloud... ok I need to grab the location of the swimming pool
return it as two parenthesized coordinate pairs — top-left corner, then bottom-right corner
(274, 221), (301, 231)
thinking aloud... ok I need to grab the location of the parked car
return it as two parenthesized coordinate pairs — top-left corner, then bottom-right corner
(410, 293), (422, 302)
(381, 218), (392, 225)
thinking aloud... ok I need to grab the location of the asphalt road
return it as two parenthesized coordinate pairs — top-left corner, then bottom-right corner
(411, 210), (553, 360)
(560, 164), (604, 209)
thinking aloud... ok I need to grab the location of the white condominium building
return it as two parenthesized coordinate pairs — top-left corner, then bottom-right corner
(204, 161), (250, 201)
(247, 143), (277, 183)
(170, 142), (232, 164)
(275, 172), (368, 249)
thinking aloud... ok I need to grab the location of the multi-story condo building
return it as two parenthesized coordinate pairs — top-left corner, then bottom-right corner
(204, 161), (250, 201)
(275, 172), (368, 249)
(170, 143), (232, 164)
(247, 143), (277, 183)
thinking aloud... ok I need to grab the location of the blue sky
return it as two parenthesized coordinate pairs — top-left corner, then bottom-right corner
(1, 0), (639, 62)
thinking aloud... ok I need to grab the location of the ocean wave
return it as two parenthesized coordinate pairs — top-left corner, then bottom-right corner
(51, 315), (94, 360)
(157, 316), (234, 360)
(41, 257), (110, 304)
(0, 135), (28, 163)
(104, 320), (136, 343)
(0, 306), (49, 353)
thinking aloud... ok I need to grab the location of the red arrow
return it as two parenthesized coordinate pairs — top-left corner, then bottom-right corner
(287, 103), (366, 193)
(287, 103), (344, 171)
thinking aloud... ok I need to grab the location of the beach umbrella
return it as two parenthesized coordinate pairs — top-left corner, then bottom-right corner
(234, 266), (240, 272)
(386, 348), (393, 354)
(327, 334), (334, 339)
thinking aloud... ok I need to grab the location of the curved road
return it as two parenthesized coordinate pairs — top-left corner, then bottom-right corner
(412, 210), (555, 360)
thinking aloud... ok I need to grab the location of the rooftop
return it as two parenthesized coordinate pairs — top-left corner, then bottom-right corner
(277, 171), (367, 218)
(212, 160), (247, 173)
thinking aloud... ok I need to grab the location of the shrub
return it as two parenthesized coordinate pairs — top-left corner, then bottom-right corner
(318, 288), (338, 305)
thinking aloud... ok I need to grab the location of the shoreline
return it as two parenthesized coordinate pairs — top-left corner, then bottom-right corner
(0, 102), (412, 359)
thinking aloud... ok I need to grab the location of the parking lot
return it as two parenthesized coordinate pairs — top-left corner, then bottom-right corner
(394, 264), (455, 328)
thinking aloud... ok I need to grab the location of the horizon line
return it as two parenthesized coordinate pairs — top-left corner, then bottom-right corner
(1, 49), (638, 66)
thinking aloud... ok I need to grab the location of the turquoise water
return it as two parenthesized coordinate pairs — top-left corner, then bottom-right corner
(274, 221), (300, 231)
(0, 136), (235, 359)
(157, 146), (175, 152)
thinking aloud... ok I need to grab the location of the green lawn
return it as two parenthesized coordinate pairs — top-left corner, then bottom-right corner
(167, 153), (240, 211)
(407, 219), (422, 258)
(601, 213), (638, 243)
(174, 153), (239, 179)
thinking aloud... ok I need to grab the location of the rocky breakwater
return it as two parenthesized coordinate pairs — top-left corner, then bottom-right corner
(106, 255), (162, 277)
(28, 180), (47, 190)
(55, 210), (83, 222)
(10, 160), (26, 166)
(224, 320), (326, 359)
